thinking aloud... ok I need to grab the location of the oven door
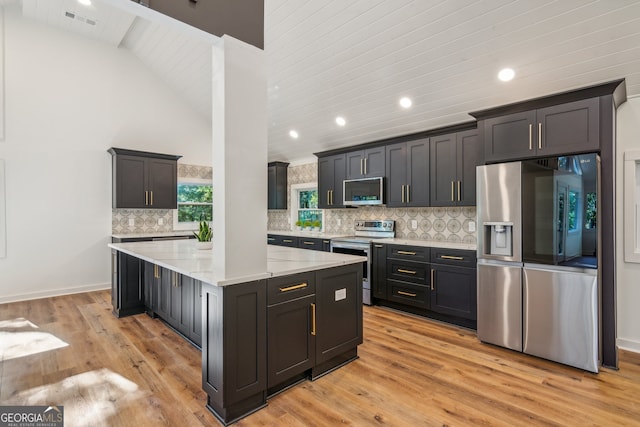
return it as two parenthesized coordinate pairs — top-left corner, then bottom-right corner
(330, 241), (371, 305)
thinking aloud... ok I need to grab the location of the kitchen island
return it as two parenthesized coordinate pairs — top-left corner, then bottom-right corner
(108, 240), (366, 425)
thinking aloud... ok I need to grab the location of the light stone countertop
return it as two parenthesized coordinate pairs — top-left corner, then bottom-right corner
(111, 231), (195, 240)
(267, 230), (352, 239)
(373, 238), (477, 251)
(108, 240), (366, 287)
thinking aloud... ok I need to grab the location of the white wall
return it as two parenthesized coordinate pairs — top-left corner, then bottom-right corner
(0, 7), (211, 302)
(616, 95), (640, 353)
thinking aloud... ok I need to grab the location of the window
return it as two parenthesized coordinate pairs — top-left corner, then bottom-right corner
(290, 183), (323, 230)
(568, 190), (578, 231)
(585, 192), (597, 229)
(173, 178), (212, 230)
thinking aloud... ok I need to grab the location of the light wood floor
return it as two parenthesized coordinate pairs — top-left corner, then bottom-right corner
(1, 290), (639, 426)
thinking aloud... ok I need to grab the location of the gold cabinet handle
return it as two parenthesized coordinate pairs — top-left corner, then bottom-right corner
(431, 269), (435, 291)
(406, 184), (410, 203)
(397, 290), (417, 297)
(451, 181), (455, 201)
(145, 190), (149, 205)
(327, 190), (331, 205)
(401, 184), (405, 203)
(283, 239), (293, 243)
(154, 264), (159, 279)
(397, 250), (416, 255)
(457, 181), (461, 201)
(279, 282), (308, 292)
(364, 157), (367, 175)
(397, 268), (417, 275)
(303, 241), (315, 245)
(538, 122), (542, 149)
(323, 240), (330, 244)
(267, 238), (275, 241)
(374, 244), (384, 248)
(440, 255), (464, 260)
(150, 191), (153, 206)
(330, 189), (333, 205)
(310, 303), (316, 336)
(529, 123), (533, 150)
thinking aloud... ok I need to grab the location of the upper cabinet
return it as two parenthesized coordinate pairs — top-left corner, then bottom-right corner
(109, 148), (182, 209)
(386, 138), (430, 207)
(318, 154), (346, 209)
(430, 129), (478, 206)
(346, 147), (386, 179)
(268, 162), (289, 210)
(481, 98), (600, 163)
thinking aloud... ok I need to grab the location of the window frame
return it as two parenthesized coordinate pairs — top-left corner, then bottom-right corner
(290, 182), (324, 232)
(173, 177), (213, 231)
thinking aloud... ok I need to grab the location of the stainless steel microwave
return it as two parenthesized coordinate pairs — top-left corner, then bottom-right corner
(343, 177), (384, 206)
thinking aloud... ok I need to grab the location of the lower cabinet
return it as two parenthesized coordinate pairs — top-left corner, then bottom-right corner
(111, 250), (144, 318)
(373, 244), (477, 328)
(268, 234), (331, 252)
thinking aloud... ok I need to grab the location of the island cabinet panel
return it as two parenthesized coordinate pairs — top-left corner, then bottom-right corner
(111, 250), (144, 318)
(143, 262), (159, 317)
(313, 264), (363, 373)
(371, 243), (387, 299)
(203, 280), (268, 425)
(190, 280), (203, 347)
(482, 97), (600, 163)
(318, 154), (346, 208)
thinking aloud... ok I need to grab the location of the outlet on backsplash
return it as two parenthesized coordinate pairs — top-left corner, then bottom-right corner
(411, 220), (418, 230)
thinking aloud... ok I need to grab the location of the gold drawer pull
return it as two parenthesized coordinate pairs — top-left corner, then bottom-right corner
(279, 282), (308, 292)
(397, 268), (417, 275)
(303, 241), (315, 245)
(267, 238), (275, 241)
(440, 255), (464, 260)
(397, 290), (417, 297)
(431, 268), (435, 291)
(374, 244), (384, 248)
(283, 239), (293, 243)
(397, 250), (416, 255)
(310, 303), (316, 336)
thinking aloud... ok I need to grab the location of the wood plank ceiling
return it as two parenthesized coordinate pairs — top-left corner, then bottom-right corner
(17, 0), (640, 162)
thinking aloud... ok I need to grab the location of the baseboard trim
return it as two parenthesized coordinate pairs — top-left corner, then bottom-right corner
(0, 283), (110, 304)
(617, 338), (640, 354)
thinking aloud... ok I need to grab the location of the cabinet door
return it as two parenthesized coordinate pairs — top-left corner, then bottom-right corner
(268, 163), (288, 210)
(364, 147), (386, 177)
(430, 133), (457, 206)
(318, 154), (345, 208)
(112, 252), (144, 318)
(315, 265), (363, 365)
(483, 110), (536, 162)
(168, 271), (182, 329)
(346, 151), (365, 179)
(156, 267), (172, 320)
(385, 142), (407, 207)
(430, 265), (477, 321)
(113, 155), (147, 208)
(371, 243), (387, 299)
(143, 261), (159, 315)
(457, 130), (478, 206)
(331, 154), (346, 207)
(537, 98), (600, 156)
(177, 275), (192, 336)
(267, 294), (316, 388)
(190, 280), (203, 347)
(147, 158), (177, 209)
(406, 139), (430, 207)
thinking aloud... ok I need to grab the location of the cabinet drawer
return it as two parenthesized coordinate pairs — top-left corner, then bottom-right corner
(386, 259), (429, 286)
(387, 244), (430, 262)
(387, 280), (430, 309)
(267, 272), (316, 305)
(430, 248), (477, 267)
(298, 237), (324, 251)
(268, 234), (299, 247)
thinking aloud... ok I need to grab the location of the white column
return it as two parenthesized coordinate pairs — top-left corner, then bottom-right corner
(211, 35), (267, 279)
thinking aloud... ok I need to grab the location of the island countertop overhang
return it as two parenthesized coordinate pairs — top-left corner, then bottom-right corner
(108, 240), (366, 287)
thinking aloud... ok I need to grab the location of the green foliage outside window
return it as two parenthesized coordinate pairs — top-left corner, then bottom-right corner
(178, 183), (213, 222)
(568, 190), (578, 231)
(298, 190), (321, 227)
(585, 192), (597, 229)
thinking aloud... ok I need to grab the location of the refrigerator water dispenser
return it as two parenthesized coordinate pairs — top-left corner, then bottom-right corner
(484, 222), (513, 257)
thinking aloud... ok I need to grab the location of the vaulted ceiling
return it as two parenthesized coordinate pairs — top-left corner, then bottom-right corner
(14, 0), (640, 162)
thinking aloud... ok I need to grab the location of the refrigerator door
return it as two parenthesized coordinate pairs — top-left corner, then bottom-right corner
(523, 265), (598, 372)
(477, 261), (523, 352)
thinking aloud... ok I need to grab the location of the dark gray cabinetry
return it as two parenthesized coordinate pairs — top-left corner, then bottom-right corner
(346, 147), (386, 179)
(267, 234), (298, 247)
(267, 272), (316, 390)
(297, 237), (329, 252)
(386, 139), (430, 207)
(430, 130), (478, 206)
(268, 162), (289, 210)
(482, 98), (600, 163)
(108, 148), (181, 209)
(143, 261), (159, 317)
(429, 249), (477, 322)
(318, 154), (346, 208)
(371, 243), (387, 299)
(385, 245), (431, 309)
(111, 250), (144, 318)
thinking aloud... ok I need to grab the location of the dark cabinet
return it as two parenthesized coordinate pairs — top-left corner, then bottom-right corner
(109, 148), (182, 209)
(267, 234), (299, 247)
(430, 129), (478, 206)
(268, 162), (289, 210)
(346, 147), (386, 179)
(482, 98), (600, 162)
(143, 261), (159, 317)
(386, 138), (430, 207)
(371, 243), (387, 299)
(111, 250), (144, 318)
(298, 237), (328, 252)
(385, 245), (431, 309)
(318, 154), (346, 208)
(267, 272), (316, 389)
(429, 249), (477, 322)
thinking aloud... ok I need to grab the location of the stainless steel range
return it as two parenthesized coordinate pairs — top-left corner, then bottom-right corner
(330, 220), (395, 305)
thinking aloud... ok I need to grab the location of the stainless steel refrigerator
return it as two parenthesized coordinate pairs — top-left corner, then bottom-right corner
(477, 154), (600, 373)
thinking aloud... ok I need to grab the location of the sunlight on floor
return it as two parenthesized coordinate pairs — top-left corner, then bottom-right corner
(0, 318), (69, 361)
(1, 368), (145, 427)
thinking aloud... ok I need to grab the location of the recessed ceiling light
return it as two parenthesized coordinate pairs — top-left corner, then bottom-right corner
(78, 0), (92, 5)
(335, 116), (346, 126)
(399, 97), (412, 109)
(498, 68), (515, 82)
(289, 130), (299, 139)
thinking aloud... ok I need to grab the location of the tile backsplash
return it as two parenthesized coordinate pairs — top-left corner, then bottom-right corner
(111, 164), (212, 235)
(267, 162), (477, 244)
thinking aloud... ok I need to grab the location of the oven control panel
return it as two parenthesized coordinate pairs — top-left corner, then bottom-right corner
(354, 220), (395, 231)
